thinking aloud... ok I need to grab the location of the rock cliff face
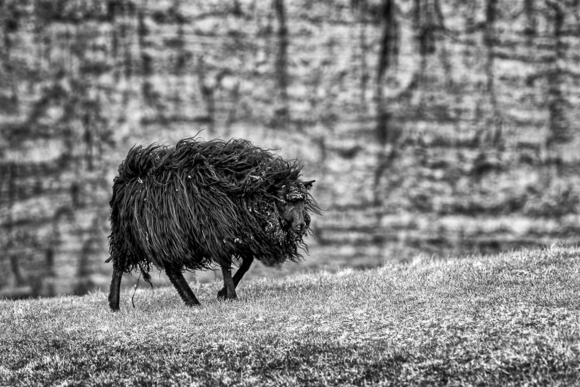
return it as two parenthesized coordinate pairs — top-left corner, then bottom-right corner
(2, 0), (580, 297)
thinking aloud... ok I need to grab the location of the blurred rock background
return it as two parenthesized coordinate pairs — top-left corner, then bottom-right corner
(1, 0), (580, 299)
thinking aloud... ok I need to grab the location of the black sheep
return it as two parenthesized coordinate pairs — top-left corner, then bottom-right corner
(107, 137), (320, 310)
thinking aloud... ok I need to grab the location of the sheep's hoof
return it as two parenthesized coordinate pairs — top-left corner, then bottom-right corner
(217, 288), (237, 300)
(109, 297), (120, 312)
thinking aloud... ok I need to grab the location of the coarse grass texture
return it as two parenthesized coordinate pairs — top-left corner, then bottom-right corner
(1, 246), (580, 386)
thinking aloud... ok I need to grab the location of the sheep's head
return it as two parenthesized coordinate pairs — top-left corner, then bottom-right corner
(275, 180), (315, 237)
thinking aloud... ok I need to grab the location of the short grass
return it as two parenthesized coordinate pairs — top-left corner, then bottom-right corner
(2, 246), (580, 386)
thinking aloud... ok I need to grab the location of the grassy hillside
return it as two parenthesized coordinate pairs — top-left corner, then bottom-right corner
(2, 246), (580, 386)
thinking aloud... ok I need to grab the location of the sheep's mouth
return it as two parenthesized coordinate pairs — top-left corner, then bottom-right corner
(288, 230), (302, 242)
(287, 225), (307, 241)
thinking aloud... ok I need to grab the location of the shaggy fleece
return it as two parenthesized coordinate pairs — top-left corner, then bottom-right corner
(108, 137), (320, 275)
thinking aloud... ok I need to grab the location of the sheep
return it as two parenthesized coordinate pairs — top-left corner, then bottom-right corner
(106, 137), (320, 310)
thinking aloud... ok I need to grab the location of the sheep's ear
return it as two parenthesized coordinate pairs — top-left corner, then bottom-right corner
(303, 180), (315, 190)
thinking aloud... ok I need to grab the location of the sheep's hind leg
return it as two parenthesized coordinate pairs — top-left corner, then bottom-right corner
(218, 256), (253, 299)
(165, 267), (200, 306)
(219, 264), (238, 300)
(108, 267), (123, 311)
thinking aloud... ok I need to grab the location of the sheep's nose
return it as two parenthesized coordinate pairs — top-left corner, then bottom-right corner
(294, 222), (306, 233)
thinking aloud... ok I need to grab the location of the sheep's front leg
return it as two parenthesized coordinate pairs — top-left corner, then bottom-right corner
(219, 264), (238, 300)
(165, 267), (200, 306)
(218, 256), (253, 299)
(108, 267), (123, 311)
